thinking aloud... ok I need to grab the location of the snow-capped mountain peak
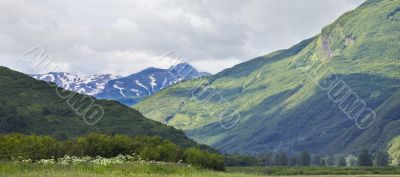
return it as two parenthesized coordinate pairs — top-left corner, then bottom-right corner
(96, 63), (210, 106)
(31, 63), (209, 106)
(30, 72), (120, 96)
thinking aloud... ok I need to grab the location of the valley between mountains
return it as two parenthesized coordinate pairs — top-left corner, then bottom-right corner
(1, 0), (400, 173)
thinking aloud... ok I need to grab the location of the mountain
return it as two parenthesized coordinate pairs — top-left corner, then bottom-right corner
(96, 63), (210, 106)
(0, 66), (200, 148)
(30, 72), (120, 96)
(31, 63), (209, 106)
(135, 0), (400, 155)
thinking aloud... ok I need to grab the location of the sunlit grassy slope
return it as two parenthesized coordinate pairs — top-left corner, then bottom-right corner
(135, 0), (400, 154)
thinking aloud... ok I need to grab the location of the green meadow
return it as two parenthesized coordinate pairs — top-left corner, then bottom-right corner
(2, 162), (400, 177)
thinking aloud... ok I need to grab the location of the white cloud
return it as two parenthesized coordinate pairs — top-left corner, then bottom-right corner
(0, 0), (364, 75)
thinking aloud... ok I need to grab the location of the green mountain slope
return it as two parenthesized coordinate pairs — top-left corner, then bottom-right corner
(0, 66), (200, 148)
(135, 0), (400, 154)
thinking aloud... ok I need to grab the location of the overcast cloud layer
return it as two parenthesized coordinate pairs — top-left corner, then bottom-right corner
(0, 0), (364, 75)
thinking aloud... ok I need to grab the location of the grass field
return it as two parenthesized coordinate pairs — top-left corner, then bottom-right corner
(1, 162), (400, 177)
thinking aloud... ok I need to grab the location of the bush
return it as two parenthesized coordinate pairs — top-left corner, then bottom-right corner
(0, 133), (61, 160)
(77, 133), (113, 157)
(184, 147), (225, 171)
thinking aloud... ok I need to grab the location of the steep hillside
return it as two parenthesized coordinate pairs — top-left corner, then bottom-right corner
(0, 66), (199, 148)
(135, 0), (400, 154)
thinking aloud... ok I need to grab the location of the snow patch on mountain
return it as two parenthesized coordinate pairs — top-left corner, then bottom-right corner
(113, 84), (126, 97)
(30, 72), (120, 96)
(149, 74), (157, 90)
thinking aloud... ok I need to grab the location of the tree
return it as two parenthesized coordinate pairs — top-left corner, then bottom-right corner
(320, 158), (327, 166)
(336, 156), (347, 167)
(345, 154), (358, 167)
(299, 151), (311, 166)
(184, 147), (225, 171)
(140, 146), (161, 161)
(324, 155), (335, 166)
(77, 133), (113, 157)
(288, 156), (298, 166)
(388, 136), (400, 166)
(311, 155), (322, 166)
(0, 101), (26, 132)
(157, 141), (182, 162)
(374, 151), (389, 166)
(358, 149), (373, 166)
(262, 152), (274, 166)
(274, 152), (288, 166)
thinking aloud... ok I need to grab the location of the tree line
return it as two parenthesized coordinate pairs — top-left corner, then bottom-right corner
(0, 133), (224, 171)
(226, 149), (392, 167)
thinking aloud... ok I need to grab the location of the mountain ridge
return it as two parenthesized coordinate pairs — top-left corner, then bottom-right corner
(96, 63), (210, 106)
(135, 0), (400, 154)
(31, 63), (210, 106)
(31, 72), (121, 96)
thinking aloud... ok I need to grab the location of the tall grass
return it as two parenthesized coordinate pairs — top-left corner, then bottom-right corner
(2, 162), (400, 177)
(0, 161), (241, 177)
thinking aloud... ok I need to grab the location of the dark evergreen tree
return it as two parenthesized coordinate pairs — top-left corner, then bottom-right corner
(274, 152), (288, 166)
(337, 156), (347, 167)
(374, 151), (389, 166)
(288, 156), (298, 166)
(320, 158), (327, 166)
(325, 155), (335, 166)
(263, 152), (274, 166)
(358, 149), (373, 166)
(311, 155), (322, 166)
(299, 151), (311, 166)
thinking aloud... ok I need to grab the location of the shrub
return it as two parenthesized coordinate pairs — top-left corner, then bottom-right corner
(184, 147), (225, 171)
(0, 133), (61, 160)
(388, 136), (400, 166)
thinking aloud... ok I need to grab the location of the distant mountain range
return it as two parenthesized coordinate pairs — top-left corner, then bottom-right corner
(31, 63), (209, 106)
(96, 63), (209, 106)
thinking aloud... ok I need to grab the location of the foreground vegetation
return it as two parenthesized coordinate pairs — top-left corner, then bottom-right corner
(0, 161), (221, 177)
(1, 162), (400, 177)
(0, 133), (224, 171)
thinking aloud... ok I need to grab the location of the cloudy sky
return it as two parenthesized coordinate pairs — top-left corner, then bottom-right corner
(0, 0), (364, 76)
